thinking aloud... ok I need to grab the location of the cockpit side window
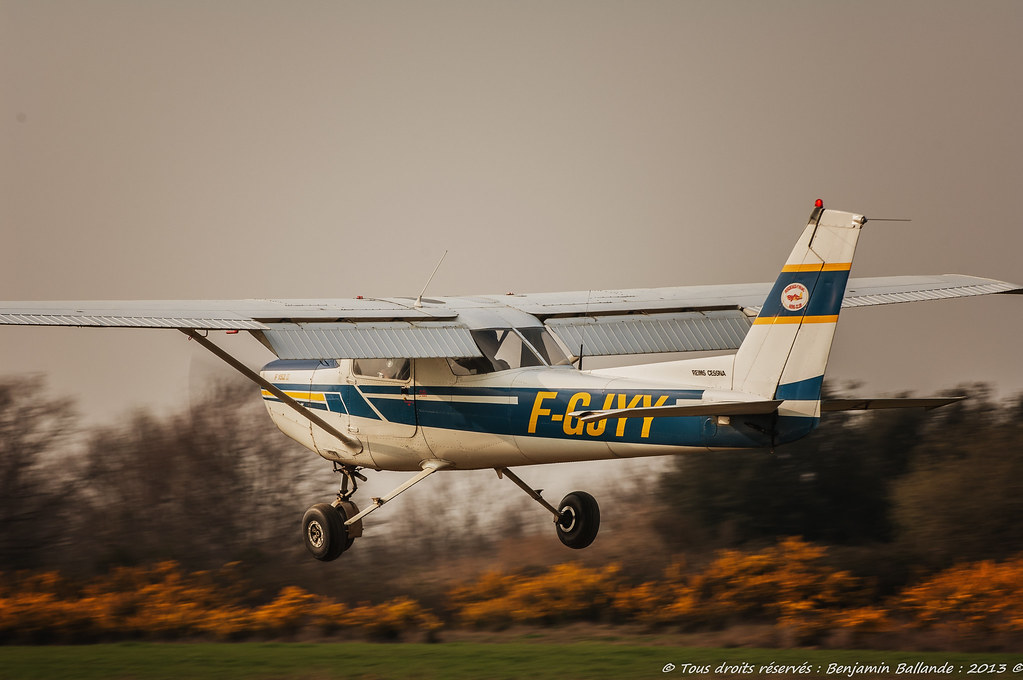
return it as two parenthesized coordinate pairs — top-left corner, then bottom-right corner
(448, 330), (499, 375)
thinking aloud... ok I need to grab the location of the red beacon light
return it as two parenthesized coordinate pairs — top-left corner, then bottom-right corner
(814, 199), (824, 208)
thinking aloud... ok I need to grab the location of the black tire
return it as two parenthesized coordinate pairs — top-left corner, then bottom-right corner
(302, 503), (348, 561)
(556, 491), (600, 549)
(333, 501), (357, 551)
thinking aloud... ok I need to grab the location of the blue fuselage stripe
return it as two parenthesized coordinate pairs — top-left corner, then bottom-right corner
(264, 383), (817, 448)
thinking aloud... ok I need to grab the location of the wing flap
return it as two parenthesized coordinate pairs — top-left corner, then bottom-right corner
(546, 309), (752, 357)
(259, 322), (482, 360)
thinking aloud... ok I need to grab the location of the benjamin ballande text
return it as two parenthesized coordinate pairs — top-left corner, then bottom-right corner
(661, 661), (1023, 676)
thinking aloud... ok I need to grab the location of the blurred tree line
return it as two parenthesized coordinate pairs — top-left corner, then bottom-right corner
(655, 384), (1023, 586)
(1, 375), (1022, 604)
(0, 378), (321, 578)
(0, 375), (527, 604)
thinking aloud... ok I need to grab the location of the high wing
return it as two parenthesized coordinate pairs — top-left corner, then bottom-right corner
(496, 274), (1022, 357)
(495, 274), (1022, 316)
(0, 298), (483, 359)
(0, 274), (1017, 359)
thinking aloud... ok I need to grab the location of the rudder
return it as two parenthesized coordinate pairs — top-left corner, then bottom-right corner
(731, 202), (866, 413)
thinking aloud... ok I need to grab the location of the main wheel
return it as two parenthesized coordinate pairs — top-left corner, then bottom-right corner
(333, 499), (362, 551)
(555, 491), (600, 549)
(302, 503), (348, 561)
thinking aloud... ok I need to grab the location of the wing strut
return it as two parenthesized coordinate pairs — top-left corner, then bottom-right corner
(181, 329), (363, 453)
(342, 459), (450, 526)
(496, 467), (562, 520)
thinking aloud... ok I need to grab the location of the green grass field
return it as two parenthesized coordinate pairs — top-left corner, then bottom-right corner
(1, 643), (1020, 680)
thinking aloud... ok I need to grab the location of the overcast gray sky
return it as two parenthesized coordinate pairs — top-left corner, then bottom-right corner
(2, 0), (1022, 424)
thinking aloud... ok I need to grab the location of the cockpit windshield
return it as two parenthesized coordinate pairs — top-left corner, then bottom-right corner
(448, 327), (572, 375)
(519, 327), (572, 366)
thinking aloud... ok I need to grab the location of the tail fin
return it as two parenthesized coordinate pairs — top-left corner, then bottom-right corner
(731, 202), (866, 411)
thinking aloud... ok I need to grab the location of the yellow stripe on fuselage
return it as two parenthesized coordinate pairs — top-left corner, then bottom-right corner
(752, 315), (840, 325)
(780, 262), (852, 273)
(261, 389), (326, 402)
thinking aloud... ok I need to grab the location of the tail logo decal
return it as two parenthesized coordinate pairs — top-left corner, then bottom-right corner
(781, 283), (810, 311)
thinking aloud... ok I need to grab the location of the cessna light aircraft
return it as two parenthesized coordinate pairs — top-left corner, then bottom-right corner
(1, 201), (1019, 560)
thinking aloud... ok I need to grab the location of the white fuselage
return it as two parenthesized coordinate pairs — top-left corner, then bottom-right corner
(260, 354), (793, 471)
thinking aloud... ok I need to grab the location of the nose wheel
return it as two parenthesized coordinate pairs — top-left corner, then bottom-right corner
(302, 461), (448, 561)
(301, 499), (362, 562)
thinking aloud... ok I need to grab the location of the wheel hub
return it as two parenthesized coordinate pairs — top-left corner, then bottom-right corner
(558, 506), (577, 532)
(307, 520), (325, 549)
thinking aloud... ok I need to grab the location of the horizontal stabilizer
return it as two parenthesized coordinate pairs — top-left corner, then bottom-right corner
(822, 396), (966, 411)
(570, 399), (782, 423)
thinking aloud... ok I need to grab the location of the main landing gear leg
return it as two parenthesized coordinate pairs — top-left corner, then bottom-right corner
(303, 460), (451, 562)
(495, 467), (600, 549)
(335, 462), (367, 501)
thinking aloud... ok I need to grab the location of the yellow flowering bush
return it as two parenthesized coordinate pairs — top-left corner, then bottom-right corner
(0, 562), (441, 642)
(611, 561), (705, 627)
(4, 543), (1023, 642)
(894, 555), (1023, 633)
(448, 563), (622, 627)
(346, 597), (443, 639)
(704, 538), (859, 616)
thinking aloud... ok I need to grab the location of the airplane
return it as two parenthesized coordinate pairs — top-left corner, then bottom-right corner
(0, 201), (1019, 561)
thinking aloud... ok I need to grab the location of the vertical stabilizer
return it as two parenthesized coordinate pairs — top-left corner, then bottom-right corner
(731, 203), (866, 414)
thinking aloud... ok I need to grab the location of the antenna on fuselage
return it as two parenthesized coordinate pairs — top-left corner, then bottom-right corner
(414, 250), (448, 308)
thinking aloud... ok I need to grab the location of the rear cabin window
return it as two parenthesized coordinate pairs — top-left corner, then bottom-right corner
(353, 358), (410, 381)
